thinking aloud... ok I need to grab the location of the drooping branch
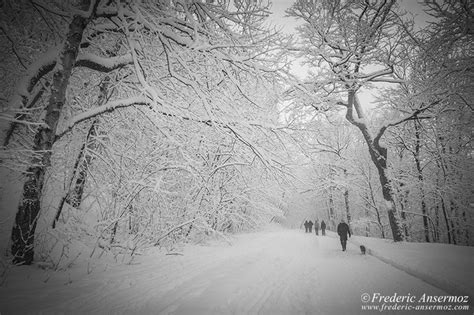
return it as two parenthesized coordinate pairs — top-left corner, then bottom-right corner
(154, 218), (198, 246)
(56, 96), (150, 139)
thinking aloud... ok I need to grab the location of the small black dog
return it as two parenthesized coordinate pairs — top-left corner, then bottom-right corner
(360, 245), (366, 255)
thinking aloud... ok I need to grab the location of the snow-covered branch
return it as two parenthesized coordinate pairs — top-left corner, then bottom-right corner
(357, 67), (402, 85)
(373, 100), (441, 145)
(75, 53), (133, 72)
(10, 49), (131, 109)
(15, 45), (60, 98)
(154, 219), (197, 246)
(2, 50), (134, 146)
(56, 96), (150, 139)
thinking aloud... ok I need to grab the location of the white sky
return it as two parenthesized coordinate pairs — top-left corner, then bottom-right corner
(266, 0), (433, 108)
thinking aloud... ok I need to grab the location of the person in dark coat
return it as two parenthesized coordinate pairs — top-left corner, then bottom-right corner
(314, 219), (319, 235)
(320, 220), (326, 236)
(308, 220), (313, 233)
(304, 220), (309, 233)
(337, 219), (351, 251)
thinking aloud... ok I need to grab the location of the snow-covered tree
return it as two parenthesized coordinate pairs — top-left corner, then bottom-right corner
(1, 0), (291, 265)
(285, 0), (451, 242)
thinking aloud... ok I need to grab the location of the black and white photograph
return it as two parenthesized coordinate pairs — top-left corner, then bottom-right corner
(0, 0), (472, 314)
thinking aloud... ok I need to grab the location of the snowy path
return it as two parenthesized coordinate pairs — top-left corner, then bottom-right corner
(1, 228), (454, 314)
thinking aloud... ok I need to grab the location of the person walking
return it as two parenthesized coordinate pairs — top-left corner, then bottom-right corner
(314, 219), (319, 235)
(320, 220), (326, 236)
(337, 219), (351, 251)
(308, 220), (313, 233)
(304, 220), (309, 233)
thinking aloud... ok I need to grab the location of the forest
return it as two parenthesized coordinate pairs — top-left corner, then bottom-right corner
(0, 0), (472, 269)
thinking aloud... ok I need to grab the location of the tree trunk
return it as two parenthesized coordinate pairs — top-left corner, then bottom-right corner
(377, 158), (403, 241)
(449, 200), (458, 245)
(52, 119), (97, 228)
(344, 188), (350, 224)
(434, 203), (440, 242)
(11, 12), (89, 265)
(345, 91), (404, 241)
(65, 72), (110, 210)
(364, 194), (370, 237)
(366, 171), (385, 238)
(397, 150), (410, 239)
(462, 211), (469, 245)
(343, 169), (351, 225)
(328, 186), (336, 230)
(436, 139), (455, 244)
(414, 120), (430, 242)
(440, 196), (453, 244)
(66, 121), (97, 208)
(398, 190), (410, 239)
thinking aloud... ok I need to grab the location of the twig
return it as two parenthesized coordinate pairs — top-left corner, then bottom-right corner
(154, 218), (197, 246)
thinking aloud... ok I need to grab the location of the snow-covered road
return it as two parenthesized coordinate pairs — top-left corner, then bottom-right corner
(1, 228), (456, 314)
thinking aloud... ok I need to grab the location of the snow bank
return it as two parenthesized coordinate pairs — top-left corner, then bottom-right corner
(349, 234), (474, 301)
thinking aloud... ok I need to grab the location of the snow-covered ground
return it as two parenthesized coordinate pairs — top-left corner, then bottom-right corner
(0, 225), (472, 314)
(350, 234), (474, 299)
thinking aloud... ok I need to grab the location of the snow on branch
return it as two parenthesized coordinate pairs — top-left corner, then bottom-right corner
(10, 49), (131, 110)
(374, 100), (441, 145)
(56, 95), (279, 142)
(209, 162), (250, 177)
(2, 50), (134, 146)
(16, 45), (60, 97)
(56, 96), (150, 139)
(357, 66), (404, 85)
(75, 53), (133, 72)
(2, 45), (59, 146)
(154, 219), (197, 246)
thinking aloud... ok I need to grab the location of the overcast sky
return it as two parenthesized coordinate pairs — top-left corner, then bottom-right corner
(265, 0), (432, 107)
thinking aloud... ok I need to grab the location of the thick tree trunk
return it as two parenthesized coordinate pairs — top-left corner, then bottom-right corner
(376, 154), (403, 241)
(345, 91), (404, 241)
(11, 13), (89, 265)
(414, 120), (430, 242)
